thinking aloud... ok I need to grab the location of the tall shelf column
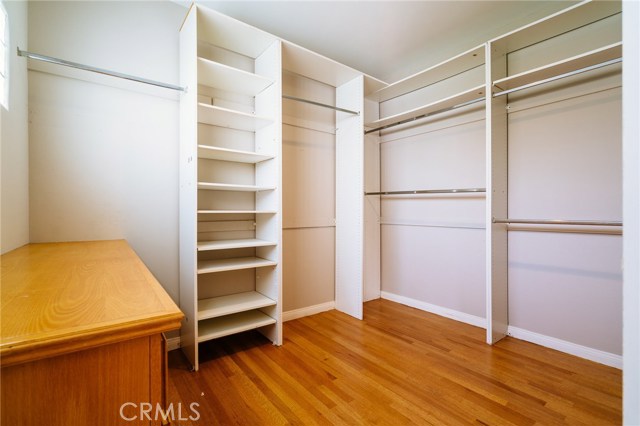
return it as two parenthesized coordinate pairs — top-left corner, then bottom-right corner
(179, 5), (282, 371)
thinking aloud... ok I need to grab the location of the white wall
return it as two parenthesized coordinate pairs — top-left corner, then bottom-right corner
(1, 0), (29, 254)
(623, 0), (640, 423)
(378, 103), (487, 323)
(27, 1), (185, 303)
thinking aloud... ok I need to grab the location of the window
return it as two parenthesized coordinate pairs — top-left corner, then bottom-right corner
(0, 1), (7, 110)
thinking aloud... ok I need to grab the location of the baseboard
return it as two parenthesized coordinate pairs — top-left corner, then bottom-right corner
(380, 291), (486, 328)
(166, 298), (621, 369)
(166, 336), (181, 351)
(380, 291), (622, 368)
(283, 302), (336, 322)
(507, 326), (622, 369)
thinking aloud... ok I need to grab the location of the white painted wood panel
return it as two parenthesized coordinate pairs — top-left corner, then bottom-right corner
(623, 1), (640, 420)
(486, 41), (509, 343)
(178, 4), (199, 369)
(335, 76), (364, 319)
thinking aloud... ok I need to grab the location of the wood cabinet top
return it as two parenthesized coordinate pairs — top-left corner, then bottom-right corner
(0, 240), (183, 367)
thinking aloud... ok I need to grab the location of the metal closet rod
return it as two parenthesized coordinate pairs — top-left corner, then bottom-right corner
(493, 57), (622, 98)
(17, 48), (186, 92)
(366, 188), (486, 196)
(283, 95), (360, 115)
(364, 97), (484, 135)
(493, 218), (622, 227)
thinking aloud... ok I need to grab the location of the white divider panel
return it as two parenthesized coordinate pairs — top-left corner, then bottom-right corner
(178, 5), (198, 369)
(336, 75), (364, 319)
(364, 96), (381, 302)
(485, 41), (509, 344)
(255, 40), (283, 345)
(623, 0), (640, 420)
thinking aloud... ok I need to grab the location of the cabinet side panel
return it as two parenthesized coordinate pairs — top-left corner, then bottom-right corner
(179, 6), (199, 369)
(623, 0), (640, 420)
(255, 40), (283, 344)
(364, 97), (381, 302)
(486, 42), (509, 343)
(335, 76), (365, 319)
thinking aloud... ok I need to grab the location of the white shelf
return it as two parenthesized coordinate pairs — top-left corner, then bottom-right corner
(198, 103), (273, 131)
(197, 256), (277, 274)
(198, 291), (276, 321)
(493, 1), (621, 53)
(197, 182), (275, 192)
(197, 145), (274, 163)
(493, 42), (622, 93)
(367, 45), (485, 102)
(198, 310), (276, 342)
(197, 238), (276, 251)
(197, 209), (277, 214)
(365, 85), (485, 130)
(198, 57), (273, 96)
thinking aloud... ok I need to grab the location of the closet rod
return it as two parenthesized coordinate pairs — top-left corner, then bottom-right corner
(365, 188), (485, 196)
(364, 97), (484, 135)
(17, 48), (186, 92)
(492, 218), (622, 227)
(493, 57), (622, 98)
(283, 95), (360, 115)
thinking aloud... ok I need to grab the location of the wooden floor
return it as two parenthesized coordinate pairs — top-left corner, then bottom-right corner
(167, 299), (621, 425)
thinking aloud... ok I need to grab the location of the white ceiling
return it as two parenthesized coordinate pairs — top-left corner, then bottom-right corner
(193, 1), (577, 83)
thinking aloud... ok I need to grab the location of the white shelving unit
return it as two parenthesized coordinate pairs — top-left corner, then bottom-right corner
(179, 4), (282, 371)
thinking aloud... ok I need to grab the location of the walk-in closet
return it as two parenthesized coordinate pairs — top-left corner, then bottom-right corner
(177, 0), (625, 371)
(3, 0), (638, 423)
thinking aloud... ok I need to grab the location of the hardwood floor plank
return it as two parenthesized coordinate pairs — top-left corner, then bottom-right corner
(167, 299), (621, 425)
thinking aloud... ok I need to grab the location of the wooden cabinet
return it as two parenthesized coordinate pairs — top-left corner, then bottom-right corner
(0, 240), (183, 426)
